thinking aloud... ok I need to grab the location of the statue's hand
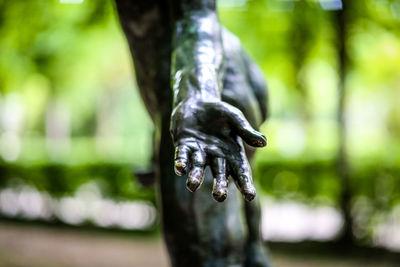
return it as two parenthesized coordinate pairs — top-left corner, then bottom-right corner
(170, 98), (266, 202)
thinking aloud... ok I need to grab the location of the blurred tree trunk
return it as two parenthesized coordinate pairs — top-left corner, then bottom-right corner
(290, 1), (314, 122)
(335, 0), (353, 245)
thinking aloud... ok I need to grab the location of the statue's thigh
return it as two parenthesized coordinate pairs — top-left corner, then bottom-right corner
(158, 161), (246, 267)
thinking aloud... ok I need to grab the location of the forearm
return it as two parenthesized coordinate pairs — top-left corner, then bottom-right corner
(171, 0), (224, 105)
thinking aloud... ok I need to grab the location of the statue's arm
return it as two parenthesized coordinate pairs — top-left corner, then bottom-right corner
(171, 0), (223, 103)
(169, 0), (266, 202)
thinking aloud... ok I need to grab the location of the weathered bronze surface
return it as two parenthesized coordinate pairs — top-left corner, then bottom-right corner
(115, 0), (270, 266)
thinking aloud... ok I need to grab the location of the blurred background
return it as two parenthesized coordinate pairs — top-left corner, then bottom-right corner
(0, 0), (399, 266)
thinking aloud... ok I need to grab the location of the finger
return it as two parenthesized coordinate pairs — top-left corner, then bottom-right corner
(222, 103), (267, 147)
(186, 150), (206, 192)
(174, 145), (191, 176)
(211, 157), (228, 202)
(228, 142), (256, 201)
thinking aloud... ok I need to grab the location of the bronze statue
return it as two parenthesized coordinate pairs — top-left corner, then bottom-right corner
(115, 0), (270, 266)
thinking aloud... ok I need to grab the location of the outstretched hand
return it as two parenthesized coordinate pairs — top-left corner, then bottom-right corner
(170, 99), (266, 202)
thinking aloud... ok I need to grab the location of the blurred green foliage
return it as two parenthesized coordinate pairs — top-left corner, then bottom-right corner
(0, 0), (399, 246)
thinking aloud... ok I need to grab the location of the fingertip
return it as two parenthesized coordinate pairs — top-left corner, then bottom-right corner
(186, 166), (204, 192)
(255, 133), (267, 147)
(174, 160), (187, 176)
(243, 189), (256, 202)
(245, 131), (267, 148)
(186, 178), (201, 192)
(174, 145), (191, 175)
(237, 175), (256, 201)
(212, 176), (228, 202)
(212, 188), (228, 202)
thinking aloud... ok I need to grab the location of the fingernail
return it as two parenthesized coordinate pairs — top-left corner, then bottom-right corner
(212, 188), (227, 202)
(257, 135), (267, 147)
(186, 177), (201, 192)
(212, 176), (228, 202)
(174, 160), (186, 176)
(242, 182), (256, 201)
(244, 191), (256, 201)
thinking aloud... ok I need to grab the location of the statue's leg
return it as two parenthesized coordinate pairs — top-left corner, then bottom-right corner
(243, 199), (271, 267)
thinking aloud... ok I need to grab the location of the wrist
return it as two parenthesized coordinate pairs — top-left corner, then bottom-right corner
(172, 65), (221, 107)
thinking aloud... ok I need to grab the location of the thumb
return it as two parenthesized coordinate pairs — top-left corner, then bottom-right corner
(222, 103), (267, 147)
